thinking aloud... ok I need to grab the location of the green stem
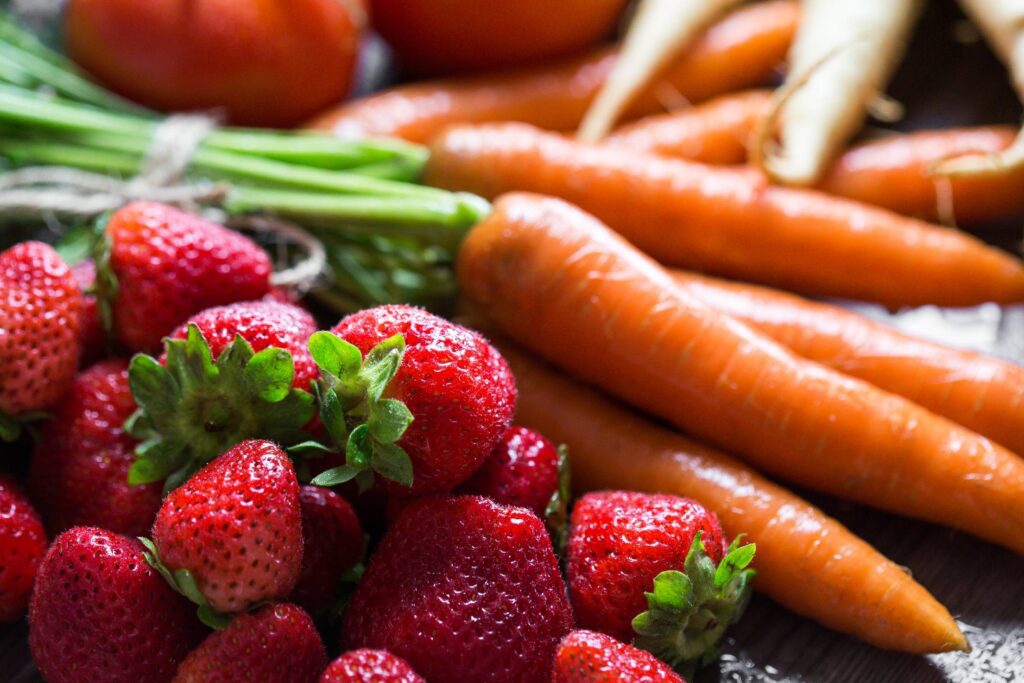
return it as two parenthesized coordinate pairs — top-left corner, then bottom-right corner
(0, 17), (146, 113)
(226, 186), (480, 230)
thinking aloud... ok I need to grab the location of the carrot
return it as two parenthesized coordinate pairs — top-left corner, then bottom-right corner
(670, 269), (1024, 456)
(426, 123), (1024, 307)
(607, 94), (1024, 222)
(305, 0), (798, 143)
(457, 192), (1024, 555)
(577, 0), (746, 141)
(753, 0), (922, 185)
(477, 333), (968, 653)
(605, 89), (771, 163)
(818, 126), (1024, 223)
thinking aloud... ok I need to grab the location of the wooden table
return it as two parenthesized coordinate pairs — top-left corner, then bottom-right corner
(2, 1), (1023, 680)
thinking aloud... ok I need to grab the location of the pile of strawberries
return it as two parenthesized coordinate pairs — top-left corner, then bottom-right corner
(0, 203), (754, 682)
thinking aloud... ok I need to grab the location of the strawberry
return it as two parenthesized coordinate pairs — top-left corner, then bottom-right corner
(567, 492), (756, 669)
(0, 241), (81, 438)
(0, 473), (47, 623)
(126, 301), (316, 488)
(457, 425), (568, 520)
(290, 485), (365, 614)
(342, 495), (571, 683)
(149, 439), (304, 619)
(167, 300), (320, 391)
(321, 649), (424, 683)
(312, 305), (516, 496)
(553, 630), (685, 683)
(174, 602), (326, 683)
(71, 259), (108, 365)
(28, 527), (204, 683)
(28, 359), (162, 536)
(96, 201), (272, 352)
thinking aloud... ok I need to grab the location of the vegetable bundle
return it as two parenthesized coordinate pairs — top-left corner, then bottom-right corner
(0, 9), (485, 311)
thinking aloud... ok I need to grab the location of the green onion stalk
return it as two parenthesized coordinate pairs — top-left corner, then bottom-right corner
(0, 9), (489, 312)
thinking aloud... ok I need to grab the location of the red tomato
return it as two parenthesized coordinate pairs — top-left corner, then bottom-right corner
(369, 0), (630, 76)
(64, 0), (366, 127)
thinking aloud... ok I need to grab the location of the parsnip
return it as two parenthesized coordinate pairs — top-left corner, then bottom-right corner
(754, 0), (922, 185)
(937, 0), (1024, 175)
(577, 0), (744, 142)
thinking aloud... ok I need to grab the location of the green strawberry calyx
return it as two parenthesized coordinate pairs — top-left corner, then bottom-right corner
(631, 532), (757, 675)
(0, 411), (48, 442)
(544, 444), (571, 556)
(91, 214), (117, 339)
(126, 323), (314, 493)
(139, 537), (235, 630)
(298, 331), (415, 492)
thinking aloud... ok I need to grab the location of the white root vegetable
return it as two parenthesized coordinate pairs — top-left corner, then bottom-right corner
(936, 0), (1024, 176)
(577, 0), (744, 142)
(754, 0), (922, 185)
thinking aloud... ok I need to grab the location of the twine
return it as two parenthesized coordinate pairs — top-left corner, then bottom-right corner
(0, 113), (327, 292)
(0, 114), (227, 214)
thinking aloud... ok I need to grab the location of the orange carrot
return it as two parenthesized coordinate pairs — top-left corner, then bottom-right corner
(670, 269), (1024, 456)
(817, 127), (1024, 223)
(426, 123), (1024, 307)
(482, 334), (967, 653)
(305, 0), (798, 143)
(605, 89), (771, 163)
(609, 100), (1024, 223)
(457, 192), (1024, 555)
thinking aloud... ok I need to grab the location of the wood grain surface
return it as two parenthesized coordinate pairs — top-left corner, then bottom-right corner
(2, 1), (1023, 681)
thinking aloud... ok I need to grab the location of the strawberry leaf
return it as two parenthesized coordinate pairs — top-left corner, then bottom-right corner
(0, 413), (20, 442)
(245, 347), (295, 402)
(309, 331), (362, 380)
(306, 332), (417, 491)
(55, 227), (95, 267)
(372, 442), (414, 488)
(126, 326), (314, 492)
(310, 464), (363, 487)
(91, 215), (116, 339)
(362, 334), (405, 403)
(140, 537), (234, 630)
(631, 531), (757, 673)
(544, 445), (571, 556)
(346, 424), (372, 469)
(317, 385), (348, 447)
(367, 398), (414, 444)
(128, 354), (180, 423)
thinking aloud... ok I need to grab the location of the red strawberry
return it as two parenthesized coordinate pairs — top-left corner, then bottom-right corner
(567, 492), (755, 669)
(99, 201), (271, 352)
(0, 474), (47, 623)
(166, 300), (319, 391)
(29, 359), (161, 536)
(553, 630), (685, 683)
(71, 259), (107, 365)
(458, 426), (561, 517)
(29, 527), (204, 683)
(323, 305), (516, 496)
(151, 439), (304, 615)
(321, 649), (424, 683)
(174, 602), (326, 683)
(290, 485), (364, 614)
(126, 301), (317, 487)
(342, 495), (571, 683)
(0, 241), (81, 425)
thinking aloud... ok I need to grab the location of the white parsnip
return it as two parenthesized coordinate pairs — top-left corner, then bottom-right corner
(937, 0), (1024, 175)
(754, 0), (922, 185)
(577, 0), (744, 142)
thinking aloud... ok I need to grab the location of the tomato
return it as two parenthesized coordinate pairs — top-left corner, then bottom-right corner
(368, 0), (630, 76)
(64, 0), (366, 127)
